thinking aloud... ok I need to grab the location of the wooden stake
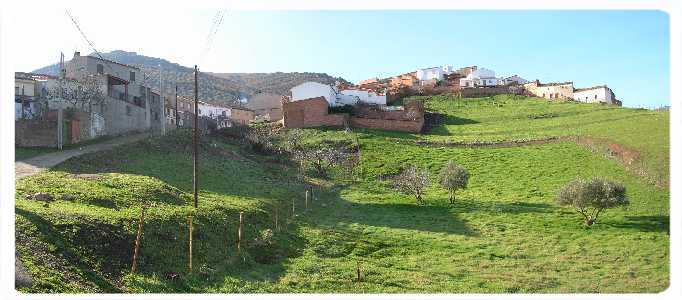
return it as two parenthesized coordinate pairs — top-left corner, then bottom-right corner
(237, 212), (243, 252)
(274, 208), (279, 232)
(292, 198), (296, 217)
(131, 206), (146, 274)
(356, 260), (362, 282)
(188, 215), (193, 272)
(305, 189), (309, 210)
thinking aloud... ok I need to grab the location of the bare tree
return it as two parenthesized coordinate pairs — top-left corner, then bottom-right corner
(393, 165), (430, 204)
(44, 75), (106, 114)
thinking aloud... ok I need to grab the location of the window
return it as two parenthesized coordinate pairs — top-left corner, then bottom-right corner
(130, 71), (135, 82)
(154, 112), (159, 120)
(126, 105), (132, 116)
(97, 64), (104, 74)
(594, 95), (598, 99)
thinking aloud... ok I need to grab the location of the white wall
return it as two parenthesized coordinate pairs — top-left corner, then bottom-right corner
(573, 87), (613, 104)
(198, 102), (230, 118)
(340, 89), (387, 105)
(291, 81), (337, 106)
(416, 67), (444, 81)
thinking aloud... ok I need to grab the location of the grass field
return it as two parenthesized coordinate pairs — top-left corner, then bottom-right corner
(14, 95), (669, 293)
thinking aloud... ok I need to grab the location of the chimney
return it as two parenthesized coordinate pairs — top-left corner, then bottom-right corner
(74, 51), (80, 57)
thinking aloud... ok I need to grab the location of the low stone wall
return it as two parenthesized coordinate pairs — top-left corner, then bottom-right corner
(460, 86), (524, 98)
(16, 120), (58, 147)
(350, 116), (424, 133)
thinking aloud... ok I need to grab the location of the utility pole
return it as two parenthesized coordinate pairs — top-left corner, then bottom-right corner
(193, 65), (199, 208)
(159, 64), (166, 135)
(175, 85), (179, 129)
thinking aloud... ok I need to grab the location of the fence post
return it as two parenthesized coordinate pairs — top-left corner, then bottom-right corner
(131, 205), (146, 274)
(356, 260), (362, 283)
(237, 212), (243, 253)
(57, 108), (63, 150)
(188, 215), (193, 273)
(305, 189), (309, 211)
(274, 208), (279, 232)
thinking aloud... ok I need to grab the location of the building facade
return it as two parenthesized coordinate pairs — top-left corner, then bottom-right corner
(573, 85), (619, 105)
(245, 92), (284, 121)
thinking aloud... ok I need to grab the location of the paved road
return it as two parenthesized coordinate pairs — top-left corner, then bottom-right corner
(15, 133), (149, 179)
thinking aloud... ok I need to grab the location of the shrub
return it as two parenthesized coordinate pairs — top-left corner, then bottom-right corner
(556, 177), (629, 226)
(393, 165), (430, 204)
(439, 161), (469, 204)
(300, 146), (350, 178)
(244, 128), (278, 155)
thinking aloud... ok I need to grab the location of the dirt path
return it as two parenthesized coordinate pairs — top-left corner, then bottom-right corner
(15, 133), (149, 179)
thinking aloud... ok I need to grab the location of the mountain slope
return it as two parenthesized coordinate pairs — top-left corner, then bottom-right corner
(32, 50), (349, 106)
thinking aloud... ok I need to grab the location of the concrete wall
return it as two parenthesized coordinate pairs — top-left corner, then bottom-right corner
(101, 97), (149, 136)
(246, 92), (283, 120)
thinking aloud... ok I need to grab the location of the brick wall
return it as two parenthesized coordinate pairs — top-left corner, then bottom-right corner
(15, 120), (58, 147)
(282, 97), (348, 128)
(283, 97), (424, 133)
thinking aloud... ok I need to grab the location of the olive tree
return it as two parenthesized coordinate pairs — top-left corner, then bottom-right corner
(439, 160), (469, 204)
(393, 165), (430, 204)
(556, 177), (629, 226)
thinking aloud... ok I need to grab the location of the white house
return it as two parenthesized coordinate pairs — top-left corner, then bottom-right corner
(573, 85), (618, 105)
(459, 67), (498, 87)
(500, 75), (529, 85)
(291, 81), (338, 107)
(290, 81), (388, 107)
(198, 101), (231, 118)
(339, 89), (387, 105)
(415, 65), (455, 81)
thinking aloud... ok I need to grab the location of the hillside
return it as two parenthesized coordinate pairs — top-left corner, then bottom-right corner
(32, 50), (348, 106)
(15, 95), (669, 293)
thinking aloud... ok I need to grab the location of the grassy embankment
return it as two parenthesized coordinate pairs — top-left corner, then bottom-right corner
(15, 94), (669, 293)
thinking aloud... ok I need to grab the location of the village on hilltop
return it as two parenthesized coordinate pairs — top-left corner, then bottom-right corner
(15, 52), (621, 148)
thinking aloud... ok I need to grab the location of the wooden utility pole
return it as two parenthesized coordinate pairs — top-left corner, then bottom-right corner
(175, 85), (179, 129)
(193, 65), (199, 208)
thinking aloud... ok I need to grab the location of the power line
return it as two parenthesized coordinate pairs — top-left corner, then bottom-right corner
(198, 10), (226, 65)
(65, 9), (113, 72)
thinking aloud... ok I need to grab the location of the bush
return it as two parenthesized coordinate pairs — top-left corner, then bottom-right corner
(439, 161), (469, 204)
(393, 165), (429, 204)
(556, 177), (629, 226)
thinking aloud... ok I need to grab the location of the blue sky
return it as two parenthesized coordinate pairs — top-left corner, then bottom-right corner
(12, 10), (670, 108)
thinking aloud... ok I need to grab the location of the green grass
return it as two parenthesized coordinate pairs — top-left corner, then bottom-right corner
(15, 147), (58, 161)
(15, 135), (119, 161)
(14, 95), (669, 293)
(415, 94), (669, 185)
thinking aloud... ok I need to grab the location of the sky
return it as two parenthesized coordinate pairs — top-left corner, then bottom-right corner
(8, 9), (670, 108)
